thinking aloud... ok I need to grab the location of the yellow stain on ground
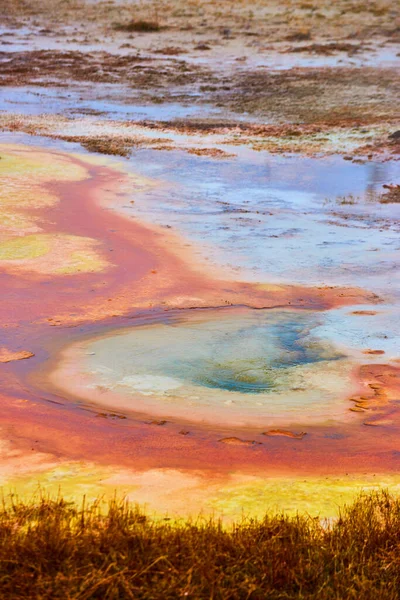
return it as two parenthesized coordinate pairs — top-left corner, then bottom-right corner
(207, 473), (400, 520)
(0, 234), (110, 275)
(0, 145), (82, 235)
(0, 144), (87, 237)
(0, 144), (88, 182)
(0, 187), (59, 210)
(0, 234), (50, 261)
(0, 436), (58, 484)
(3, 463), (210, 519)
(0, 210), (40, 236)
(54, 250), (107, 275)
(0, 144), (112, 275)
(256, 283), (286, 292)
(5, 460), (400, 522)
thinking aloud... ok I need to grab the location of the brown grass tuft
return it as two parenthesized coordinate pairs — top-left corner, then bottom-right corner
(0, 491), (400, 598)
(113, 20), (161, 33)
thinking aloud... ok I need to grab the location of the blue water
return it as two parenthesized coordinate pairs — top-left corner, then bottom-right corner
(120, 148), (400, 293)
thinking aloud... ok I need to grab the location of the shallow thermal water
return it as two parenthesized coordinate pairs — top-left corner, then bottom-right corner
(0, 85), (232, 121)
(41, 132), (399, 438)
(0, 121), (399, 517)
(8, 131), (399, 296)
(116, 148), (400, 296)
(57, 308), (362, 428)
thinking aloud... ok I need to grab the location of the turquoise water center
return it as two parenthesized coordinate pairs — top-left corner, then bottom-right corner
(59, 309), (359, 428)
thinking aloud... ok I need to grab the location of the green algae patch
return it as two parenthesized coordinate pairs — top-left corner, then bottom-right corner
(0, 234), (50, 260)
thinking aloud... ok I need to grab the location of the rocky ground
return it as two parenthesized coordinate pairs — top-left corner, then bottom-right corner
(0, 0), (399, 158)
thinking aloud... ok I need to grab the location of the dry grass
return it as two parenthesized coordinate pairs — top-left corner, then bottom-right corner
(380, 185), (400, 203)
(0, 491), (400, 598)
(113, 20), (161, 33)
(75, 136), (133, 157)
